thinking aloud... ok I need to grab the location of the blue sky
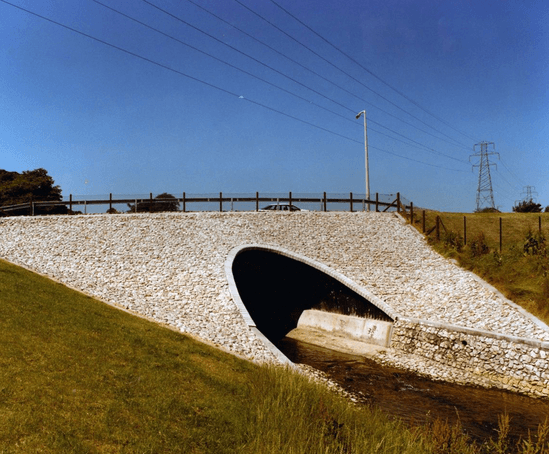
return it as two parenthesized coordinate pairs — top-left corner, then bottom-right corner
(1, 0), (548, 212)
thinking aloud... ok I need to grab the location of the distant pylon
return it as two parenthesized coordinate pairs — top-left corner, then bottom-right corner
(470, 142), (499, 212)
(521, 186), (538, 203)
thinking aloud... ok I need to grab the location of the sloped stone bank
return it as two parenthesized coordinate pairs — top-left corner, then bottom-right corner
(0, 212), (548, 395)
(391, 320), (549, 397)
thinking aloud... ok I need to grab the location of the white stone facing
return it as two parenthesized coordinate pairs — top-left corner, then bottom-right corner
(0, 211), (548, 394)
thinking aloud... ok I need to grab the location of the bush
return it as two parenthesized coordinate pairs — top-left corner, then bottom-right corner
(513, 199), (542, 213)
(469, 232), (489, 257)
(523, 228), (546, 256)
(442, 230), (464, 252)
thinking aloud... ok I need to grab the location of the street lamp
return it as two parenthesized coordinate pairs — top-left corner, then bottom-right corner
(355, 110), (370, 211)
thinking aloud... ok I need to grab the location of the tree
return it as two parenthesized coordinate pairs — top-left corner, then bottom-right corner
(0, 168), (67, 215)
(513, 199), (542, 213)
(127, 193), (180, 213)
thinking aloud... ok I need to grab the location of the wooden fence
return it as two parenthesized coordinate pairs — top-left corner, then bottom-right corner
(0, 192), (412, 217)
(422, 212), (546, 252)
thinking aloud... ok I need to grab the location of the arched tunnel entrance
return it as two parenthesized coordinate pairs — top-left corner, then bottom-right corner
(231, 248), (393, 346)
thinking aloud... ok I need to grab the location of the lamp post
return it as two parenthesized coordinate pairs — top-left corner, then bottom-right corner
(355, 110), (370, 211)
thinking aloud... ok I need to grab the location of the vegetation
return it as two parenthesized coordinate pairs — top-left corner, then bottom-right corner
(513, 199), (543, 213)
(413, 210), (549, 324)
(2, 257), (548, 453)
(127, 192), (180, 213)
(0, 168), (67, 215)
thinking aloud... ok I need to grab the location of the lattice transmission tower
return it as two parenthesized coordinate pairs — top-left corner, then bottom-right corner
(521, 186), (538, 202)
(470, 142), (499, 212)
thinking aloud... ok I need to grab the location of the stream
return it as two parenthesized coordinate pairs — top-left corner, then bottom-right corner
(278, 337), (549, 446)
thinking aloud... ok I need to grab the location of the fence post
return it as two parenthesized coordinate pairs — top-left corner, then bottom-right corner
(463, 216), (467, 246)
(396, 192), (401, 214)
(422, 210), (426, 233)
(109, 193), (112, 212)
(256, 192), (259, 212)
(149, 193), (153, 212)
(289, 191), (292, 209)
(436, 216), (440, 241)
(323, 192), (327, 212)
(376, 193), (379, 212)
(30, 199), (34, 216)
(182, 192), (186, 212)
(409, 202), (414, 224)
(70, 194), (73, 213)
(500, 217), (502, 252)
(350, 192), (353, 212)
(219, 192), (223, 212)
(134, 199), (137, 213)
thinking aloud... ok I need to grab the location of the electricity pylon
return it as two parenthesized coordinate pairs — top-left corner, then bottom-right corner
(470, 142), (499, 212)
(521, 186), (538, 203)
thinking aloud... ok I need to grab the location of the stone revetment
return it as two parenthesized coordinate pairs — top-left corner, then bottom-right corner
(0, 211), (547, 397)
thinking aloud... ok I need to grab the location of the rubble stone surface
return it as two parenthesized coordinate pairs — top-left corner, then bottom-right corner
(1, 211), (548, 395)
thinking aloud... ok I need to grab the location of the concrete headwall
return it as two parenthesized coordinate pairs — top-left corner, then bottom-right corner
(297, 309), (393, 347)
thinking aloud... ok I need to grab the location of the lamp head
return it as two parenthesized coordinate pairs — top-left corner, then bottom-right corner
(355, 110), (365, 119)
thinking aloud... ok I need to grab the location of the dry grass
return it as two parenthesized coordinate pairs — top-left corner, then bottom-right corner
(412, 210), (549, 325)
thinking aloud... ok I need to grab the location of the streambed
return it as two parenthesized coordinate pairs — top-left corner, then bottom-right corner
(278, 337), (549, 446)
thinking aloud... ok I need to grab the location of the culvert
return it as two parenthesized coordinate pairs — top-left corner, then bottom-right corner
(225, 245), (395, 360)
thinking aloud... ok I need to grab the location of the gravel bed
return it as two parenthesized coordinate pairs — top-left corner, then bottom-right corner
(0, 211), (548, 365)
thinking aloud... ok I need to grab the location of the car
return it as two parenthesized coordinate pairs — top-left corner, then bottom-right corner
(260, 203), (307, 212)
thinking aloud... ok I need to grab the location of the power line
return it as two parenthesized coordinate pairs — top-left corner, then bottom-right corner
(1, 0), (465, 173)
(136, 0), (469, 163)
(183, 0), (471, 152)
(231, 0), (472, 149)
(1, 0), (473, 176)
(268, 0), (479, 144)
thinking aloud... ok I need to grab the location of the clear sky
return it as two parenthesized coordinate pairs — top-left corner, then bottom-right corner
(1, 0), (548, 212)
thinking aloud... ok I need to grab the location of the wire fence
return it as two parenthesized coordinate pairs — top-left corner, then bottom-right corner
(0, 192), (412, 216)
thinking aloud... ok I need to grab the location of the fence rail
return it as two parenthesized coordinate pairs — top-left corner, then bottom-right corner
(0, 192), (413, 217)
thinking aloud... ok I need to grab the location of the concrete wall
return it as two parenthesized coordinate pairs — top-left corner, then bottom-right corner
(297, 309), (393, 347)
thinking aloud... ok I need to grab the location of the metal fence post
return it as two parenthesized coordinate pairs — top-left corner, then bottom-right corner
(500, 217), (503, 252)
(350, 192), (353, 212)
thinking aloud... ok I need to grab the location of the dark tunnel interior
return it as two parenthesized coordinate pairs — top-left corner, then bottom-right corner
(231, 249), (392, 344)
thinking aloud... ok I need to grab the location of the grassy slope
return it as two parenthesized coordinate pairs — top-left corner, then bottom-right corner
(0, 258), (434, 454)
(414, 211), (549, 325)
(1, 234), (548, 452)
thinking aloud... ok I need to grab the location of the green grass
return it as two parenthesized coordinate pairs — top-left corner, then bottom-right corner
(1, 257), (548, 453)
(0, 258), (433, 453)
(413, 210), (549, 324)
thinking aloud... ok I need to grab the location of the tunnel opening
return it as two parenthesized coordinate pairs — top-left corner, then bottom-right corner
(231, 248), (393, 345)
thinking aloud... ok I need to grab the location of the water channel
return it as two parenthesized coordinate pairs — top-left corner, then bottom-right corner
(278, 337), (549, 447)
(232, 248), (549, 446)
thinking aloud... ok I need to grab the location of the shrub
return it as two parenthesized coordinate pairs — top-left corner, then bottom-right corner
(442, 230), (464, 252)
(523, 228), (546, 256)
(513, 199), (542, 213)
(469, 232), (489, 257)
